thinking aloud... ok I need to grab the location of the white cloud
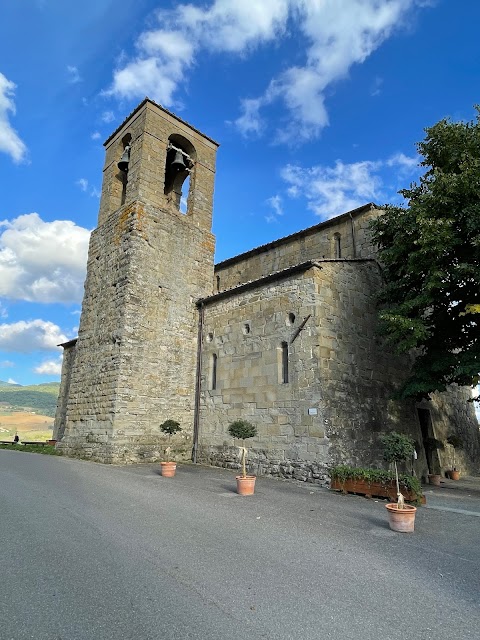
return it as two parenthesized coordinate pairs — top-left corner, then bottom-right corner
(371, 76), (383, 96)
(265, 194), (284, 222)
(0, 72), (27, 163)
(386, 152), (419, 170)
(91, 131), (101, 140)
(282, 159), (382, 218)
(0, 213), (90, 303)
(267, 195), (283, 216)
(76, 179), (100, 198)
(7, 378), (18, 384)
(34, 356), (63, 375)
(101, 110), (115, 123)
(281, 152), (419, 218)
(0, 320), (68, 353)
(106, 1), (289, 105)
(106, 1), (426, 141)
(0, 360), (14, 368)
(242, 0), (418, 142)
(234, 97), (265, 137)
(67, 65), (82, 84)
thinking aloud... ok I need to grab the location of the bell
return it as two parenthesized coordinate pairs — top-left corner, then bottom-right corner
(171, 149), (186, 171)
(118, 145), (131, 172)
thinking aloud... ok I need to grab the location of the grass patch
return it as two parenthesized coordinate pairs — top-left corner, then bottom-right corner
(0, 443), (60, 455)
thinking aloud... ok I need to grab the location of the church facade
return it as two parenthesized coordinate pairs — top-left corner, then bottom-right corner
(54, 99), (480, 481)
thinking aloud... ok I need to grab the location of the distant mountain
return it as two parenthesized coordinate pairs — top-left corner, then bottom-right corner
(0, 382), (60, 417)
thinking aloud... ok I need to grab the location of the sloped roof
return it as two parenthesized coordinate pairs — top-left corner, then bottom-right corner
(200, 257), (377, 306)
(104, 97), (219, 147)
(215, 202), (379, 270)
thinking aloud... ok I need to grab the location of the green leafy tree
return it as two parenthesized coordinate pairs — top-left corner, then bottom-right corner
(160, 419), (182, 462)
(381, 432), (416, 507)
(228, 420), (257, 478)
(370, 108), (480, 401)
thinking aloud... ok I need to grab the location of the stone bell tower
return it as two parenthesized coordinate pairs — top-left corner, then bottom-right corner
(56, 99), (218, 462)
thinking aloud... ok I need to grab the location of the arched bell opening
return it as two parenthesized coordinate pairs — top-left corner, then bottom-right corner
(117, 133), (132, 207)
(164, 134), (196, 214)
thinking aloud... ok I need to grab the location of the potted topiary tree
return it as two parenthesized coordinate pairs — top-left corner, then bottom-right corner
(159, 419), (182, 477)
(381, 431), (417, 532)
(228, 420), (258, 495)
(446, 434), (463, 480)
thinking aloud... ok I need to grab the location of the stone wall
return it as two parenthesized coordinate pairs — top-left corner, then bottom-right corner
(57, 100), (217, 463)
(214, 204), (382, 292)
(58, 198), (215, 462)
(423, 387), (480, 475)
(198, 260), (480, 482)
(53, 340), (76, 441)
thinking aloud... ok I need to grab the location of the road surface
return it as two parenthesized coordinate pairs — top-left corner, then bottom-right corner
(1, 450), (479, 639)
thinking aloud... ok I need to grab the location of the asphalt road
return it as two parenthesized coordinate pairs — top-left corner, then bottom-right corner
(1, 450), (479, 640)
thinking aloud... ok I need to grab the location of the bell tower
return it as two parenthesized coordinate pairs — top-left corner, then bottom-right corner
(57, 99), (218, 462)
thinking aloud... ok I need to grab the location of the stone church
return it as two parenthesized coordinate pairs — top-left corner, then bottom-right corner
(54, 98), (480, 481)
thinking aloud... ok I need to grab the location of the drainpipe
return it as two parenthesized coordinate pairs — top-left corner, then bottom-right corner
(192, 302), (204, 463)
(349, 212), (357, 258)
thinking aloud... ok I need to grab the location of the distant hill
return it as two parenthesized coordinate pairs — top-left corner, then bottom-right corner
(0, 382), (60, 417)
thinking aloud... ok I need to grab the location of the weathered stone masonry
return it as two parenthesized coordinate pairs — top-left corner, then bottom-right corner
(55, 98), (480, 478)
(56, 99), (217, 462)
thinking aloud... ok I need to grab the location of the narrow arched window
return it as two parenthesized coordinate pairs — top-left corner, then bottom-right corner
(334, 233), (341, 259)
(216, 275), (220, 292)
(211, 353), (218, 390)
(281, 341), (289, 384)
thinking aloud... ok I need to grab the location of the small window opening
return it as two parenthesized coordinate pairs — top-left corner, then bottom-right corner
(334, 233), (342, 259)
(281, 341), (289, 384)
(206, 332), (214, 343)
(179, 174), (190, 213)
(211, 353), (218, 390)
(243, 323), (251, 335)
(286, 312), (296, 326)
(216, 275), (220, 292)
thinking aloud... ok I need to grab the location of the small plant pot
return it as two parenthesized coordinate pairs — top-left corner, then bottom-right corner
(236, 475), (256, 495)
(428, 474), (441, 486)
(385, 503), (417, 533)
(160, 461), (177, 477)
(450, 470), (460, 481)
(47, 439), (57, 446)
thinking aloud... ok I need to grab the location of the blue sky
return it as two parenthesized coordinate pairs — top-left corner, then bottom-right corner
(0, 0), (479, 417)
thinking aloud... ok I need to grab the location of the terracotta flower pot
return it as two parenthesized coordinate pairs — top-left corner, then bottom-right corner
(428, 474), (441, 486)
(386, 503), (417, 533)
(450, 470), (460, 481)
(47, 439), (57, 446)
(236, 475), (256, 495)
(160, 461), (177, 477)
